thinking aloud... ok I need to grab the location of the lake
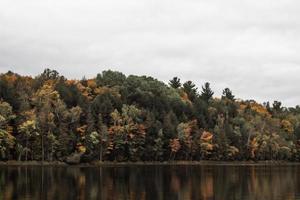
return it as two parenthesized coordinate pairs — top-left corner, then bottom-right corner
(0, 165), (300, 200)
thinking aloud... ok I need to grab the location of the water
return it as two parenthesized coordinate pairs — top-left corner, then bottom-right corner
(0, 165), (300, 200)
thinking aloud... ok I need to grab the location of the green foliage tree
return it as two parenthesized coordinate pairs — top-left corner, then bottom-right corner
(200, 82), (214, 102)
(153, 129), (164, 161)
(18, 119), (37, 161)
(87, 114), (109, 161)
(222, 88), (235, 101)
(183, 81), (198, 102)
(0, 101), (15, 160)
(169, 77), (181, 89)
(96, 70), (126, 87)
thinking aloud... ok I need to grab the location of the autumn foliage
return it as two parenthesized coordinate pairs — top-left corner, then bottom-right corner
(0, 69), (300, 162)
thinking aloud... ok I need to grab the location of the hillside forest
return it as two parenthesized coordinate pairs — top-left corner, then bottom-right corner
(1, 69), (300, 162)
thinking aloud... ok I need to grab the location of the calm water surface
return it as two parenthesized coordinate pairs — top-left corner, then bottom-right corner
(0, 165), (300, 200)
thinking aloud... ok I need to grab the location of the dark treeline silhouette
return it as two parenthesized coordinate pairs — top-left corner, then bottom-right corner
(1, 69), (300, 162)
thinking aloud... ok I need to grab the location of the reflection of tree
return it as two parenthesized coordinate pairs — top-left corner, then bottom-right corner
(0, 166), (300, 200)
(200, 171), (214, 200)
(246, 166), (297, 200)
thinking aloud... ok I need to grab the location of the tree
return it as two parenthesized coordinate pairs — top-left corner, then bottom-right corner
(213, 115), (229, 159)
(0, 129), (15, 160)
(18, 119), (37, 161)
(169, 77), (181, 89)
(199, 131), (214, 159)
(163, 111), (179, 139)
(91, 93), (121, 124)
(56, 106), (81, 159)
(200, 82), (214, 102)
(176, 120), (197, 160)
(169, 139), (181, 160)
(55, 80), (85, 108)
(32, 84), (64, 161)
(108, 105), (146, 161)
(153, 129), (164, 161)
(222, 88), (235, 101)
(87, 114), (109, 162)
(86, 105), (96, 134)
(34, 68), (62, 89)
(96, 70), (126, 87)
(0, 72), (20, 110)
(39, 68), (60, 80)
(0, 101), (15, 160)
(1, 69), (300, 162)
(183, 81), (198, 102)
(272, 101), (283, 114)
(98, 115), (109, 162)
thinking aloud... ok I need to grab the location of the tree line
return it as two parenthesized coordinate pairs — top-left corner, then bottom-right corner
(0, 69), (300, 162)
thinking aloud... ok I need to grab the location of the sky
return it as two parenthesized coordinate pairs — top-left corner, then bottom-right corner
(0, 0), (299, 107)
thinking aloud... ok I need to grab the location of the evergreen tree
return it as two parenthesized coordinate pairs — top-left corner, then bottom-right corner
(222, 88), (235, 101)
(183, 81), (198, 102)
(169, 77), (181, 89)
(200, 82), (214, 102)
(273, 101), (283, 113)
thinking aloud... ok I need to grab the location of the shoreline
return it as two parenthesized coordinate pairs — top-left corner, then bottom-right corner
(1, 160), (300, 167)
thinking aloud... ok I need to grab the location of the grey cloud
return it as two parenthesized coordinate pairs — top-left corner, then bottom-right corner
(0, 0), (299, 106)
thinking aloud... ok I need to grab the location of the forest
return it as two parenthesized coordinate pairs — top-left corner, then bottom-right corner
(0, 69), (300, 163)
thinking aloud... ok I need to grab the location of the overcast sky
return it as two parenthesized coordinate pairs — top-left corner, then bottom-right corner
(0, 0), (299, 107)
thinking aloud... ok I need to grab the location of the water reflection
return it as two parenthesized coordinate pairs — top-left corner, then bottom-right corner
(0, 165), (300, 200)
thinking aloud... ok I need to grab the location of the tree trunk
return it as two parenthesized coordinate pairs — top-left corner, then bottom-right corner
(41, 134), (44, 163)
(50, 145), (53, 161)
(99, 144), (103, 162)
(25, 137), (28, 161)
(18, 152), (22, 161)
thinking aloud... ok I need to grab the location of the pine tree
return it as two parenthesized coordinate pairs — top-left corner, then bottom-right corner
(183, 81), (198, 101)
(169, 77), (181, 89)
(222, 88), (235, 101)
(200, 82), (214, 102)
